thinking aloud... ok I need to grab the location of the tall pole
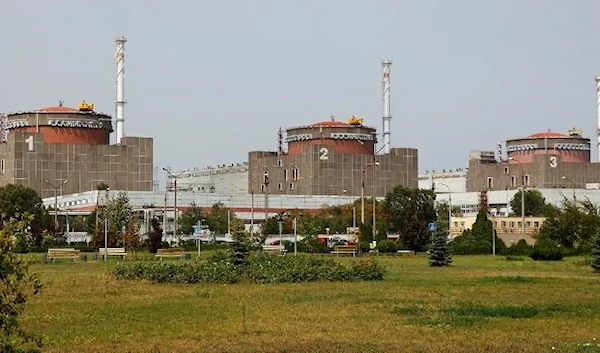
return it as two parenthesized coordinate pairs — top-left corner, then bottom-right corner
(104, 217), (108, 262)
(509, 157), (525, 235)
(174, 178), (178, 243)
(227, 195), (232, 235)
(372, 156), (376, 242)
(361, 169), (365, 225)
(562, 175), (576, 202)
(44, 179), (67, 232)
(293, 217), (297, 256)
(250, 191), (254, 237)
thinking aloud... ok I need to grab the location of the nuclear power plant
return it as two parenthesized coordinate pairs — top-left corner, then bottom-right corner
(0, 37), (153, 199)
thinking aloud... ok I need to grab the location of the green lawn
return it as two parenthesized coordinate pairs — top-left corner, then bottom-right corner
(21, 254), (600, 352)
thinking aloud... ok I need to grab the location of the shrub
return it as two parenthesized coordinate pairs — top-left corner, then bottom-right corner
(112, 256), (385, 284)
(296, 236), (330, 253)
(530, 238), (564, 261)
(506, 239), (532, 256)
(376, 240), (397, 253)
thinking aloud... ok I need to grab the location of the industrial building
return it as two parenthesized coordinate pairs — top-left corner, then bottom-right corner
(0, 36), (153, 199)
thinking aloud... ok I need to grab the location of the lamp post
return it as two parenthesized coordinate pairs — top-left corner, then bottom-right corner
(357, 140), (385, 243)
(227, 195), (234, 235)
(509, 157), (525, 235)
(162, 168), (187, 243)
(436, 183), (452, 238)
(44, 179), (67, 231)
(343, 189), (356, 229)
(561, 175), (576, 202)
(102, 188), (110, 262)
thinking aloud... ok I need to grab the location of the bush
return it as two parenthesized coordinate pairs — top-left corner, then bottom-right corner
(112, 256), (385, 284)
(530, 238), (564, 261)
(506, 239), (532, 256)
(296, 237), (330, 253)
(376, 240), (397, 253)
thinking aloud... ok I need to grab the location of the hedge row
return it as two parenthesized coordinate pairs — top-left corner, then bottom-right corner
(112, 256), (385, 284)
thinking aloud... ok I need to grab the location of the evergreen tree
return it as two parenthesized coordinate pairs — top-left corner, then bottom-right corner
(428, 229), (452, 267)
(148, 217), (163, 253)
(592, 231), (600, 271)
(231, 231), (250, 267)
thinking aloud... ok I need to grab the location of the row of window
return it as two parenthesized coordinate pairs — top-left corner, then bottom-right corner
(0, 159), (4, 174)
(452, 220), (541, 229)
(487, 174), (530, 189)
(260, 182), (295, 192)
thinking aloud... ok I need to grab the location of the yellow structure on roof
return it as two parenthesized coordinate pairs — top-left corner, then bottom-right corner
(348, 116), (363, 126)
(78, 101), (94, 111)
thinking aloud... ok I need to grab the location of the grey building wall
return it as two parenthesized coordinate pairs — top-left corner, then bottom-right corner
(467, 152), (600, 192)
(248, 146), (418, 198)
(0, 132), (153, 198)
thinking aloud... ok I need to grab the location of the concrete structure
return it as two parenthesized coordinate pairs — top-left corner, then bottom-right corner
(166, 163), (248, 195)
(467, 129), (600, 192)
(249, 118), (418, 197)
(381, 58), (392, 154)
(115, 36), (127, 144)
(0, 104), (153, 198)
(449, 215), (543, 245)
(419, 169), (467, 192)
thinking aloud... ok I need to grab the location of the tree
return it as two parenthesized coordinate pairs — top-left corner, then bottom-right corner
(122, 222), (141, 258)
(147, 217), (163, 253)
(0, 184), (52, 248)
(428, 229), (452, 267)
(206, 203), (231, 235)
(0, 217), (43, 352)
(384, 186), (437, 251)
(591, 231), (600, 271)
(96, 183), (110, 191)
(231, 231), (250, 267)
(92, 192), (133, 248)
(178, 203), (205, 235)
(509, 189), (547, 217)
(537, 198), (600, 250)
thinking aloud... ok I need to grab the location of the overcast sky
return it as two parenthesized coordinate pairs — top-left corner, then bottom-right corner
(2, 1), (600, 178)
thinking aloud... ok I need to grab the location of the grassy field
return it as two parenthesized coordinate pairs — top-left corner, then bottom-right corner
(20, 253), (600, 353)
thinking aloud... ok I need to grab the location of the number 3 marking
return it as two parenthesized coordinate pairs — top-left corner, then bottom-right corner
(549, 156), (557, 168)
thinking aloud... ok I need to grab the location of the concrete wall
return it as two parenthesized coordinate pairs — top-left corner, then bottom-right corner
(249, 145), (418, 197)
(0, 132), (153, 198)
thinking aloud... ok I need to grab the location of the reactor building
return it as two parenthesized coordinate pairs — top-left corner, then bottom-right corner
(248, 59), (418, 197)
(0, 37), (154, 199)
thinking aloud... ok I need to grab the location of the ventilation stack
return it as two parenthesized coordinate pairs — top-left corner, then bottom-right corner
(382, 59), (392, 154)
(115, 36), (127, 144)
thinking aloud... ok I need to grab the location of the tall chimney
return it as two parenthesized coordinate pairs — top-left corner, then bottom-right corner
(382, 59), (392, 154)
(596, 76), (600, 162)
(115, 36), (127, 144)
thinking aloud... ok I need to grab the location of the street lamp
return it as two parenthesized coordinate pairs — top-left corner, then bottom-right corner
(44, 179), (67, 231)
(357, 140), (385, 243)
(561, 175), (576, 202)
(343, 189), (356, 229)
(227, 195), (234, 235)
(508, 157), (525, 235)
(162, 168), (187, 243)
(436, 183), (452, 238)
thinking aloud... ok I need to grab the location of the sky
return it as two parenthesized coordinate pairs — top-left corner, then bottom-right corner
(2, 0), (600, 178)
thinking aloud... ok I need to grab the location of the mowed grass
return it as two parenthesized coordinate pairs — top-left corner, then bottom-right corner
(21, 254), (600, 353)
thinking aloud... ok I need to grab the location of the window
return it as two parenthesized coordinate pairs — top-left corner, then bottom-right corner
(511, 175), (516, 187)
(284, 169), (288, 181)
(292, 168), (300, 181)
(524, 174), (530, 186)
(260, 184), (265, 193)
(0, 159), (4, 174)
(277, 183), (282, 191)
(504, 167), (509, 175)
(534, 221), (539, 228)
(487, 177), (493, 189)
(277, 159), (283, 167)
(289, 183), (294, 191)
(526, 221), (531, 227)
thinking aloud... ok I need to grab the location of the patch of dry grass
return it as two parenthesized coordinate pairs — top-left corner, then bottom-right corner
(20, 254), (600, 352)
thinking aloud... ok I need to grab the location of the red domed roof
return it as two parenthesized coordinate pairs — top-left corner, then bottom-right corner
(528, 131), (568, 138)
(311, 121), (350, 127)
(36, 106), (78, 112)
